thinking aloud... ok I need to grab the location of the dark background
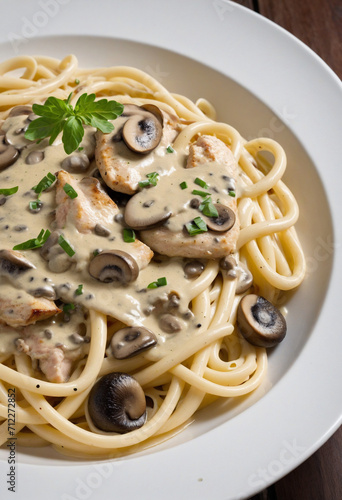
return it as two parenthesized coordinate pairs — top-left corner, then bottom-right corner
(230, 1), (342, 499)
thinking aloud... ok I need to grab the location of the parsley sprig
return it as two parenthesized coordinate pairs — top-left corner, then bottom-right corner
(25, 93), (124, 154)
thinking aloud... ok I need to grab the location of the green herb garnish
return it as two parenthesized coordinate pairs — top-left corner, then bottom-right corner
(166, 145), (174, 153)
(180, 181), (188, 190)
(63, 183), (78, 199)
(75, 284), (83, 296)
(29, 200), (42, 211)
(25, 93), (124, 155)
(147, 277), (168, 289)
(0, 186), (18, 196)
(13, 228), (51, 251)
(139, 172), (159, 188)
(58, 235), (75, 257)
(194, 177), (208, 189)
(191, 189), (211, 197)
(199, 196), (219, 218)
(185, 217), (208, 236)
(228, 190), (236, 197)
(32, 172), (56, 198)
(123, 228), (136, 243)
(75, 79), (80, 85)
(63, 303), (75, 314)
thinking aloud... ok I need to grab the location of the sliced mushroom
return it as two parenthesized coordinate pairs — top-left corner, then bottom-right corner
(0, 249), (35, 276)
(110, 326), (157, 359)
(124, 195), (172, 230)
(8, 106), (32, 117)
(237, 294), (286, 348)
(87, 372), (147, 433)
(89, 250), (139, 283)
(122, 105), (163, 154)
(61, 153), (90, 173)
(29, 286), (56, 300)
(40, 231), (72, 273)
(25, 150), (45, 165)
(158, 313), (181, 333)
(204, 204), (235, 232)
(184, 260), (205, 279)
(0, 134), (19, 170)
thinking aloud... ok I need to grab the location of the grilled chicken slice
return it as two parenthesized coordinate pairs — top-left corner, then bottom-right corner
(140, 135), (240, 258)
(16, 335), (81, 383)
(0, 290), (61, 328)
(55, 170), (120, 233)
(55, 170), (153, 270)
(95, 104), (181, 194)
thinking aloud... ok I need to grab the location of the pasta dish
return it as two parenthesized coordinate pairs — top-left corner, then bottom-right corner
(0, 54), (305, 458)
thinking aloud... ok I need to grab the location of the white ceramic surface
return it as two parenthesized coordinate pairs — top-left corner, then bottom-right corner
(0, 1), (341, 499)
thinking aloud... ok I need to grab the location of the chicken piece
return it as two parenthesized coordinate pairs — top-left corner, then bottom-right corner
(55, 170), (120, 233)
(95, 104), (181, 194)
(16, 336), (81, 383)
(0, 290), (61, 328)
(55, 170), (153, 270)
(140, 135), (240, 259)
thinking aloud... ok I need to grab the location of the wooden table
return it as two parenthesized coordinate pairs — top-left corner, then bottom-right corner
(230, 1), (342, 499)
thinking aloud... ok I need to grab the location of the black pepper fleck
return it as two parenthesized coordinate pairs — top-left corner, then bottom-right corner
(36, 384), (40, 388)
(196, 323), (202, 328)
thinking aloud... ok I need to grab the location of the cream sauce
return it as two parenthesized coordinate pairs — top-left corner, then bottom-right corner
(0, 110), (239, 373)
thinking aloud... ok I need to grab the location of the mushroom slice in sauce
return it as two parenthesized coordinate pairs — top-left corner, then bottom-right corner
(124, 193), (172, 230)
(0, 249), (36, 276)
(220, 256), (253, 293)
(184, 260), (205, 279)
(237, 294), (286, 348)
(122, 105), (163, 154)
(204, 204), (236, 232)
(0, 132), (19, 170)
(87, 372), (147, 433)
(8, 105), (32, 117)
(89, 250), (139, 283)
(110, 326), (157, 359)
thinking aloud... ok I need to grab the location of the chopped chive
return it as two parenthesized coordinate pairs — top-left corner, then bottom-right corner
(93, 249), (101, 257)
(32, 172), (56, 198)
(185, 216), (208, 236)
(139, 172), (159, 188)
(29, 200), (43, 211)
(123, 228), (136, 243)
(75, 79), (80, 85)
(77, 147), (84, 152)
(75, 284), (83, 296)
(63, 303), (75, 314)
(228, 190), (236, 197)
(147, 276), (168, 289)
(199, 196), (219, 218)
(194, 177), (208, 189)
(63, 183), (78, 199)
(58, 235), (75, 257)
(13, 228), (51, 251)
(0, 186), (18, 196)
(180, 181), (188, 190)
(166, 145), (174, 153)
(192, 189), (211, 197)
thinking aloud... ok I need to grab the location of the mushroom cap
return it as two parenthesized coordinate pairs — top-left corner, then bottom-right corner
(184, 260), (205, 279)
(237, 294), (287, 348)
(122, 105), (163, 154)
(8, 105), (32, 117)
(204, 204), (236, 232)
(88, 250), (139, 283)
(87, 372), (147, 433)
(0, 133), (19, 170)
(124, 194), (172, 230)
(0, 249), (35, 276)
(110, 326), (157, 359)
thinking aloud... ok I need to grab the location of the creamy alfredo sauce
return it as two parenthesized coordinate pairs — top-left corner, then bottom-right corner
(0, 110), (239, 374)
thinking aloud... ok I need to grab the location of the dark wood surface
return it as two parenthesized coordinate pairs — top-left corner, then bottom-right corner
(231, 1), (342, 499)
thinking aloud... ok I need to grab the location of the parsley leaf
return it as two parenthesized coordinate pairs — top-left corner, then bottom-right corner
(25, 93), (124, 154)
